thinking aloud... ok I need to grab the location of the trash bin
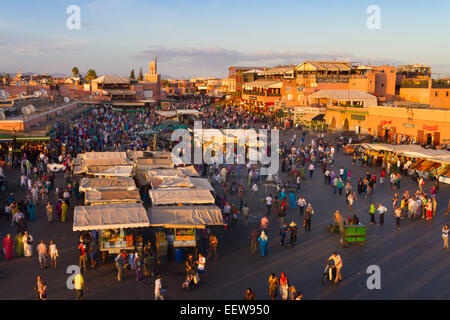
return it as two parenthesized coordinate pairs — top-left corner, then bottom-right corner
(174, 248), (184, 263)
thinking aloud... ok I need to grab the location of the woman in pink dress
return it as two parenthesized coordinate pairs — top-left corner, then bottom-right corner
(2, 234), (14, 260)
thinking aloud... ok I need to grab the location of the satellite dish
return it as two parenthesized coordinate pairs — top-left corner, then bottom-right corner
(0, 111), (5, 120)
(22, 106), (32, 116)
(94, 91), (99, 96)
(33, 91), (41, 97)
(1, 91), (9, 99)
(27, 104), (36, 113)
(40, 88), (47, 96)
(18, 92), (25, 99)
(63, 97), (70, 103)
(89, 95), (93, 99)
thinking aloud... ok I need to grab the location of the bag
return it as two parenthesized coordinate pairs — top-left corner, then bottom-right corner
(193, 273), (200, 284)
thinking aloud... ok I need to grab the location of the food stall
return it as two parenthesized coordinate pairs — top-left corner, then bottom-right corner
(150, 205), (224, 262)
(73, 203), (150, 261)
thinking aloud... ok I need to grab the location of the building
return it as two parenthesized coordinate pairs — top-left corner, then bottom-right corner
(308, 90), (378, 108)
(399, 78), (450, 109)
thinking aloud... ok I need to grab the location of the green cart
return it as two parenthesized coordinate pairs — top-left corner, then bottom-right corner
(340, 225), (367, 248)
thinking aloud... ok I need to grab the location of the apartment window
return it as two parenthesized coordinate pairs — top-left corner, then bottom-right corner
(446, 91), (449, 97)
(435, 91), (438, 97)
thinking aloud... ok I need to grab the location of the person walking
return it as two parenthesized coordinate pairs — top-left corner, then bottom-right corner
(196, 253), (206, 281)
(297, 196), (306, 216)
(442, 225), (449, 249)
(279, 223), (289, 248)
(244, 288), (256, 300)
(260, 215), (269, 232)
(15, 232), (24, 257)
(377, 204), (387, 226)
(207, 233), (218, 260)
(36, 240), (48, 269)
(2, 234), (14, 260)
(268, 273), (279, 300)
(250, 227), (259, 255)
(73, 270), (88, 300)
(304, 204), (313, 232)
(46, 202), (53, 223)
(308, 163), (315, 179)
(154, 274), (164, 300)
(258, 231), (269, 257)
(265, 194), (272, 215)
(369, 202), (377, 224)
(61, 201), (68, 222)
(134, 252), (143, 281)
(23, 231), (33, 257)
(49, 240), (58, 269)
(242, 203), (250, 227)
(115, 251), (125, 282)
(78, 242), (87, 272)
(394, 207), (402, 230)
(288, 222), (297, 247)
(279, 272), (289, 300)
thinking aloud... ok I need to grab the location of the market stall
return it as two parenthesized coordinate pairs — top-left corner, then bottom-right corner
(84, 189), (141, 205)
(79, 177), (137, 192)
(73, 203), (150, 258)
(149, 189), (215, 206)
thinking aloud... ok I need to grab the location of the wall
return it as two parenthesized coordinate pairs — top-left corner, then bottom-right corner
(399, 87), (430, 104)
(429, 88), (450, 109)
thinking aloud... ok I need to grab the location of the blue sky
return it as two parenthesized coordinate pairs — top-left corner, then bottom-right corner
(0, 0), (449, 78)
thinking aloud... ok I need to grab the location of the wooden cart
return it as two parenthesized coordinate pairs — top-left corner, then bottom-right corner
(340, 225), (367, 248)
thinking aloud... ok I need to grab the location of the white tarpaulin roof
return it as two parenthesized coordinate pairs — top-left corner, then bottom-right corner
(127, 150), (172, 160)
(150, 205), (224, 229)
(178, 166), (199, 177)
(85, 189), (141, 204)
(136, 158), (174, 170)
(82, 152), (127, 160)
(189, 178), (214, 191)
(149, 189), (215, 205)
(73, 203), (150, 231)
(82, 158), (132, 166)
(87, 165), (134, 177)
(79, 177), (136, 192)
(150, 177), (194, 189)
(177, 109), (201, 115)
(156, 111), (177, 117)
(147, 168), (186, 179)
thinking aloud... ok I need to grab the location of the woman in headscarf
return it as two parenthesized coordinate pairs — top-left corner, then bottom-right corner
(289, 192), (297, 208)
(27, 201), (35, 222)
(2, 234), (14, 260)
(56, 200), (62, 221)
(268, 273), (279, 300)
(258, 231), (269, 257)
(280, 188), (286, 201)
(279, 272), (289, 300)
(15, 232), (24, 257)
(61, 201), (68, 223)
(23, 231), (33, 257)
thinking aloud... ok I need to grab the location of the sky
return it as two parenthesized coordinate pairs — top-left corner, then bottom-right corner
(0, 0), (449, 79)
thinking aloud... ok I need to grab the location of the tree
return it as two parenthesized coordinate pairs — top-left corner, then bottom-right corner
(130, 69), (135, 80)
(138, 67), (143, 81)
(85, 69), (97, 82)
(72, 67), (80, 77)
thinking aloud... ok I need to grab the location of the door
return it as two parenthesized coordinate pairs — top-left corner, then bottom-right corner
(417, 130), (424, 145)
(377, 125), (382, 138)
(434, 132), (440, 147)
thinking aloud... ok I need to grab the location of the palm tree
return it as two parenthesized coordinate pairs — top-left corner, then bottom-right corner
(72, 67), (80, 77)
(138, 68), (143, 81)
(130, 69), (135, 80)
(85, 69), (97, 82)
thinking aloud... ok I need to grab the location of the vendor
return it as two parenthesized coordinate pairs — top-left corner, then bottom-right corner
(352, 214), (360, 225)
(185, 254), (196, 276)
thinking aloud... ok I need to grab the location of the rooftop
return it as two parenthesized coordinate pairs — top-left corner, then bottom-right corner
(93, 75), (130, 84)
(309, 90), (377, 100)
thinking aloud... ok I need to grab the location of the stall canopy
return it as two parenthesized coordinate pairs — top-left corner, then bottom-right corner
(178, 166), (199, 177)
(189, 177), (214, 191)
(147, 168), (186, 178)
(79, 177), (137, 192)
(82, 158), (132, 166)
(150, 177), (194, 189)
(87, 165), (134, 177)
(136, 158), (174, 170)
(149, 189), (215, 206)
(127, 150), (172, 160)
(82, 152), (127, 160)
(85, 189), (141, 205)
(150, 205), (224, 229)
(358, 143), (450, 163)
(73, 203), (150, 231)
